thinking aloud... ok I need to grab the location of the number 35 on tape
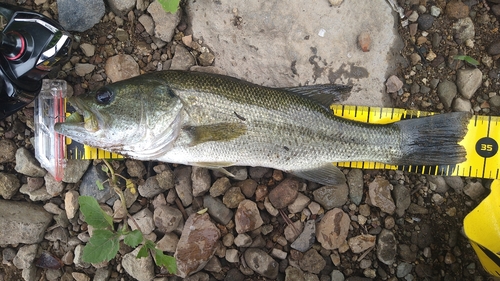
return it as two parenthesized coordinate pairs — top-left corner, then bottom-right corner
(330, 105), (500, 180)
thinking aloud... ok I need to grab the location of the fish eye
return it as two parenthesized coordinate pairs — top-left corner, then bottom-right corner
(95, 88), (114, 104)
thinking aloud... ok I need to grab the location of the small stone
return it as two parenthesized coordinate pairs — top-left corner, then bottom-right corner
(393, 184), (411, 217)
(397, 262), (413, 278)
(377, 229), (397, 265)
(417, 14), (434, 31)
(236, 179), (258, 198)
(457, 68), (482, 99)
(13, 244), (38, 269)
(432, 193), (445, 205)
(122, 248), (155, 281)
(408, 11), (419, 22)
(452, 97), (472, 112)
(445, 0), (469, 20)
(72, 272), (90, 281)
(147, 1), (181, 42)
(203, 195), (233, 225)
(156, 232), (179, 253)
(210, 177), (231, 197)
(410, 53), (422, 65)
(288, 193), (310, 214)
(348, 234), (376, 253)
(65, 190), (79, 219)
(235, 199), (263, 233)
(464, 181), (486, 200)
(15, 147), (46, 177)
(138, 176), (163, 198)
(284, 220), (304, 242)
(312, 183), (348, 210)
(105, 54), (140, 83)
(264, 196), (279, 216)
(269, 178), (299, 209)
(204, 256), (222, 272)
(445, 176), (464, 193)
(74, 63), (95, 76)
(308, 201), (321, 215)
(79, 43), (95, 57)
(244, 248), (279, 279)
(255, 184), (268, 201)
(234, 233), (252, 247)
(437, 80), (457, 109)
(198, 52), (215, 66)
(430, 6), (441, 17)
(0, 200), (52, 244)
(0, 139), (16, 163)
(225, 249), (239, 263)
(407, 203), (429, 214)
(385, 75), (403, 93)
(174, 166), (193, 207)
(0, 172), (20, 199)
(331, 270), (344, 281)
(223, 187), (246, 209)
(175, 213), (221, 278)
(154, 205), (183, 234)
(367, 177), (395, 214)
(329, 0), (344, 6)
(249, 167), (271, 179)
(488, 41), (500, 56)
(192, 167), (211, 197)
(63, 159), (90, 183)
(298, 249), (326, 274)
(316, 208), (350, 250)
(358, 32), (371, 52)
(125, 159), (146, 178)
(291, 220), (316, 252)
(452, 17), (475, 42)
(138, 14), (154, 36)
(347, 169), (364, 205)
(171, 45), (196, 70)
(129, 208), (154, 235)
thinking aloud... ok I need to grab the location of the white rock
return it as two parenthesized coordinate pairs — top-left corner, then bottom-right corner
(65, 190), (79, 219)
(225, 249), (239, 263)
(122, 248), (155, 281)
(288, 192), (311, 214)
(79, 43), (95, 57)
(128, 208), (154, 235)
(457, 68), (482, 99)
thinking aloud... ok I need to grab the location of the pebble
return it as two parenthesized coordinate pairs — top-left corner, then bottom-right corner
(19, 184), (52, 201)
(396, 262), (413, 278)
(348, 234), (376, 253)
(0, 139), (17, 163)
(171, 45), (196, 70)
(407, 11), (419, 22)
(72, 272), (90, 281)
(331, 270), (345, 281)
(452, 17), (475, 41)
(464, 181), (486, 200)
(57, 0), (105, 32)
(122, 247), (155, 281)
(174, 166), (193, 207)
(264, 196), (279, 216)
(442, 177), (461, 194)
(367, 178), (395, 214)
(63, 159), (90, 183)
(329, 0), (344, 6)
(316, 208), (350, 250)
(236, 179), (258, 198)
(284, 220), (304, 242)
(153, 205), (183, 234)
(312, 183), (348, 210)
(409, 23), (418, 37)
(156, 232), (179, 253)
(45, 174), (65, 196)
(210, 177), (231, 197)
(417, 14), (434, 31)
(244, 248), (279, 279)
(64, 190), (80, 219)
(79, 164), (116, 203)
(430, 6), (441, 17)
(377, 229), (397, 265)
(426, 175), (449, 194)
(452, 97), (472, 112)
(347, 169), (364, 205)
(104, 54), (140, 82)
(358, 32), (371, 52)
(488, 41), (500, 56)
(74, 63), (95, 76)
(13, 244), (38, 269)
(291, 220), (316, 252)
(445, 1), (469, 19)
(299, 249), (326, 274)
(138, 14), (155, 36)
(147, 1), (181, 42)
(437, 80), (457, 109)
(234, 233), (253, 247)
(249, 167), (271, 179)
(203, 195), (233, 225)
(457, 68), (482, 99)
(175, 213), (221, 277)
(385, 75), (403, 93)
(0, 172), (20, 199)
(269, 178), (299, 209)
(399, 244), (416, 262)
(288, 192), (311, 214)
(192, 167), (211, 197)
(223, 187), (246, 209)
(271, 248), (288, 260)
(225, 268), (244, 281)
(107, 0), (135, 16)
(125, 160), (146, 178)
(225, 249), (239, 263)
(15, 147), (47, 177)
(235, 199), (263, 233)
(79, 43), (95, 57)
(198, 51), (216, 66)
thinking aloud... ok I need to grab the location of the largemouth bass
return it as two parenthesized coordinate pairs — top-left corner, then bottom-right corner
(55, 70), (470, 185)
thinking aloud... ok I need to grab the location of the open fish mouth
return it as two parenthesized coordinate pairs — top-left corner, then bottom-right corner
(55, 97), (99, 135)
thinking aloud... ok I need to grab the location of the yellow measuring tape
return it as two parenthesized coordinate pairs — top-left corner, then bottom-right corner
(330, 105), (500, 180)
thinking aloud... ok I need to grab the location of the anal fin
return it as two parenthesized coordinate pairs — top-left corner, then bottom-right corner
(290, 163), (346, 186)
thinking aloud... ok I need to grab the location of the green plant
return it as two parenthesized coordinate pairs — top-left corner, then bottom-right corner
(158, 0), (180, 13)
(79, 160), (176, 274)
(454, 55), (480, 66)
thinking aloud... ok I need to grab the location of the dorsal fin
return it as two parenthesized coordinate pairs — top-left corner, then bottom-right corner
(281, 84), (352, 109)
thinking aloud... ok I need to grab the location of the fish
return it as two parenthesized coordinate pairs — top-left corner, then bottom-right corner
(55, 70), (471, 185)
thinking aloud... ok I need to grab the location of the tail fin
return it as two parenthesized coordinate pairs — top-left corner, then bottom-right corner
(394, 112), (471, 165)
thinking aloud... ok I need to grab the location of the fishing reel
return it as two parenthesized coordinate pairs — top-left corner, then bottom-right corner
(0, 3), (72, 120)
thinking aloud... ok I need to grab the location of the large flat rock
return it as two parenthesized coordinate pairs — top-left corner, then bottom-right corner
(187, 0), (405, 107)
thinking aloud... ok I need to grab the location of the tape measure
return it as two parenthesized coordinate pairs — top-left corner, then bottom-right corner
(330, 105), (500, 180)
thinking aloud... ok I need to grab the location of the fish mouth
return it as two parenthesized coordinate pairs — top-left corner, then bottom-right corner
(54, 96), (100, 135)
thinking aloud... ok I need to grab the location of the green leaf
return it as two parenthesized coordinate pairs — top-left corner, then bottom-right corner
(124, 230), (143, 248)
(96, 180), (105, 191)
(101, 164), (109, 173)
(136, 244), (150, 259)
(78, 196), (114, 229)
(464, 56), (479, 66)
(158, 0), (180, 13)
(154, 249), (177, 274)
(82, 229), (120, 263)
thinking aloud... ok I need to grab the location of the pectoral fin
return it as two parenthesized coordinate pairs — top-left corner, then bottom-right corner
(184, 122), (247, 146)
(290, 163), (346, 186)
(192, 162), (236, 177)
